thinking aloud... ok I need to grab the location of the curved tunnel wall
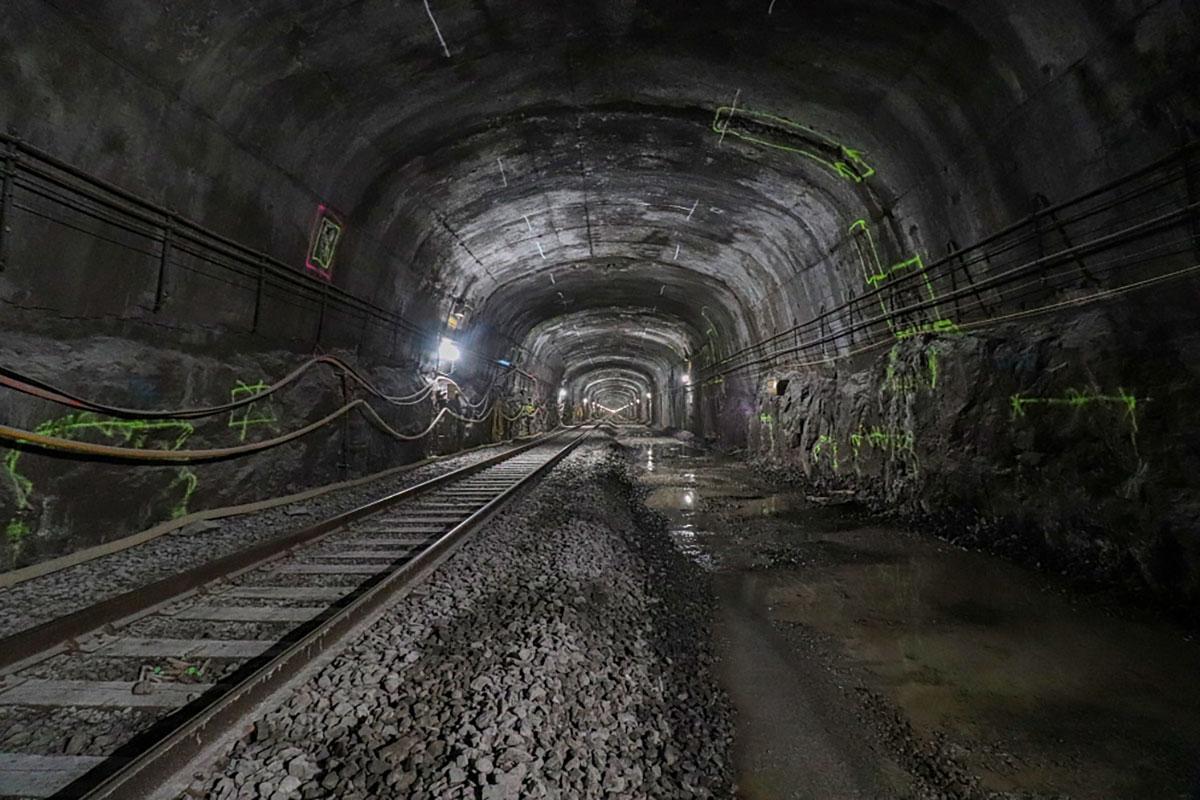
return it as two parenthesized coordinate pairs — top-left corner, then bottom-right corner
(1, 1), (1198, 608)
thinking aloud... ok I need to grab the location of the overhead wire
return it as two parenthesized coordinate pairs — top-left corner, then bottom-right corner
(717, 259), (1200, 378)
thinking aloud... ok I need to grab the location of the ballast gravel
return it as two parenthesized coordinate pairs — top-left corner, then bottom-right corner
(190, 441), (734, 799)
(0, 443), (518, 638)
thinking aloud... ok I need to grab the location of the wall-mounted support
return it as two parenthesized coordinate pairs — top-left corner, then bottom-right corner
(945, 238), (994, 318)
(338, 370), (351, 477)
(1034, 193), (1100, 288)
(153, 214), (175, 313)
(356, 309), (369, 355)
(315, 282), (329, 345)
(1186, 145), (1200, 261)
(251, 255), (266, 333)
(0, 138), (18, 273)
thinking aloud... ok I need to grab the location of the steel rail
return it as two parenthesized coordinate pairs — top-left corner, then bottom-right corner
(57, 424), (596, 799)
(0, 428), (570, 671)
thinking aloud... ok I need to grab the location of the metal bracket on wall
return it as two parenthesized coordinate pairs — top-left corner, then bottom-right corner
(1186, 146), (1200, 261)
(0, 138), (18, 273)
(251, 253), (267, 333)
(944, 238), (995, 318)
(154, 212), (176, 312)
(1033, 192), (1100, 288)
(315, 281), (329, 345)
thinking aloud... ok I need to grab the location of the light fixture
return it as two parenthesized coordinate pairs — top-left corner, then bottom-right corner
(437, 337), (461, 364)
(681, 374), (691, 385)
(558, 388), (567, 400)
(644, 391), (651, 399)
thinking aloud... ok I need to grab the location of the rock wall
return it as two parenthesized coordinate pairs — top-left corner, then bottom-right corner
(0, 317), (456, 571)
(751, 297), (1200, 618)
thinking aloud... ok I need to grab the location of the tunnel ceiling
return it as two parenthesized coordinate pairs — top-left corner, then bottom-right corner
(37, 0), (1140, 382)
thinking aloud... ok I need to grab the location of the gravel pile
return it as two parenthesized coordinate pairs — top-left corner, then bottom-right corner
(190, 441), (734, 799)
(0, 444), (516, 638)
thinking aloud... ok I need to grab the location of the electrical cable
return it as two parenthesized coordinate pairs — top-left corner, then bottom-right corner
(713, 260), (1200, 378)
(710, 154), (1197, 373)
(707, 202), (1200, 379)
(0, 355), (435, 420)
(0, 387), (542, 463)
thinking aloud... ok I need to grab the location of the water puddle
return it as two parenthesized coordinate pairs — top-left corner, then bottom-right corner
(626, 435), (1200, 799)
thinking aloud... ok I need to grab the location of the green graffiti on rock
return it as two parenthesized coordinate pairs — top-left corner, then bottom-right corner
(4, 413), (198, 552)
(849, 220), (959, 341)
(228, 380), (277, 442)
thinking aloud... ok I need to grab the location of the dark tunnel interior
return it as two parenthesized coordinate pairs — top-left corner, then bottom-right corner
(1, 2), (1199, 798)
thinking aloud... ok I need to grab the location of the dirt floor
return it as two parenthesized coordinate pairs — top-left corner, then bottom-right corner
(625, 434), (1200, 800)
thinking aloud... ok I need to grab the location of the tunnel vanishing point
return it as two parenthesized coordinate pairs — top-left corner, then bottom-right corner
(0, 2), (1199, 797)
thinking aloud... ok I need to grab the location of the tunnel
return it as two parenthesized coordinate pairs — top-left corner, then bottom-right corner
(1, 2), (1199, 798)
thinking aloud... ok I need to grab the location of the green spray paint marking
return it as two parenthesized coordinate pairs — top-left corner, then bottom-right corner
(812, 435), (841, 472)
(1009, 388), (1141, 433)
(865, 426), (916, 453)
(6, 519), (30, 545)
(4, 449), (34, 510)
(5, 413), (197, 545)
(849, 431), (864, 461)
(711, 106), (875, 183)
(228, 381), (276, 442)
(816, 424), (918, 476)
(884, 344), (940, 394)
(851, 424), (919, 468)
(849, 220), (959, 340)
(170, 468), (199, 519)
(759, 413), (774, 425)
(33, 415), (194, 449)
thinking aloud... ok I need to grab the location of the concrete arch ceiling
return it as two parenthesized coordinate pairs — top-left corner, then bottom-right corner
(575, 367), (655, 405)
(522, 308), (695, 379)
(584, 376), (646, 403)
(53, 0), (1094, 377)
(580, 370), (652, 396)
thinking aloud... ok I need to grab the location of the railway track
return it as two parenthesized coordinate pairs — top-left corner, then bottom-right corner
(0, 426), (595, 800)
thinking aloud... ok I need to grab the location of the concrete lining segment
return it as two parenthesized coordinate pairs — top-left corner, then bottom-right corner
(0, 753), (108, 798)
(270, 564), (393, 575)
(97, 638), (273, 659)
(351, 526), (448, 534)
(305, 550), (409, 559)
(0, 680), (211, 708)
(220, 586), (349, 600)
(341, 537), (433, 546)
(172, 606), (326, 622)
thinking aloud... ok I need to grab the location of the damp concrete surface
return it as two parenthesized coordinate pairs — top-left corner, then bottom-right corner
(625, 436), (1200, 800)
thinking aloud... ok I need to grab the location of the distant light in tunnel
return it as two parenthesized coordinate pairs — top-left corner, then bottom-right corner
(558, 387), (567, 400)
(681, 374), (691, 385)
(437, 337), (461, 364)
(645, 391), (651, 399)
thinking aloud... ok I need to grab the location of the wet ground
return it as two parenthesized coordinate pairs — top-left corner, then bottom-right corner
(624, 434), (1200, 800)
